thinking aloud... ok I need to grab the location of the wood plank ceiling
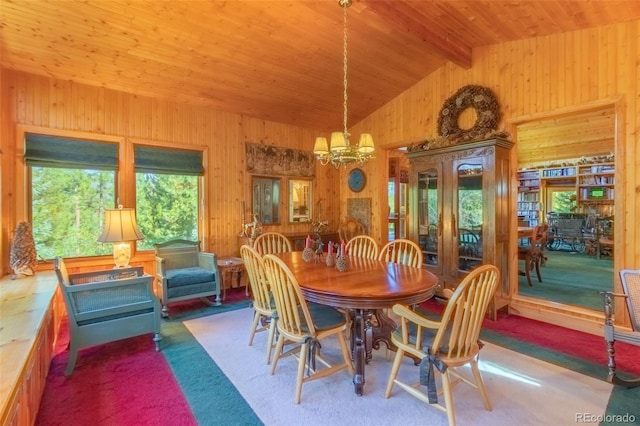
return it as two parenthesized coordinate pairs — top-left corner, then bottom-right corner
(2, 0), (640, 131)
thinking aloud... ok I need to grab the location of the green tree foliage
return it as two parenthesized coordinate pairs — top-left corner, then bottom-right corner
(458, 189), (483, 229)
(31, 168), (199, 258)
(31, 167), (114, 259)
(551, 190), (576, 213)
(135, 173), (198, 250)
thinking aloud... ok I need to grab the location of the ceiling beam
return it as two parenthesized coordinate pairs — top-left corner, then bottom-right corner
(361, 0), (472, 69)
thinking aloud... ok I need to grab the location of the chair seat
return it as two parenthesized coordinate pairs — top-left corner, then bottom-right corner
(166, 266), (215, 287)
(307, 302), (348, 331)
(77, 308), (155, 326)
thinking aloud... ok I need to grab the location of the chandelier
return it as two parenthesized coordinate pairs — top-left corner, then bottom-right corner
(313, 0), (374, 168)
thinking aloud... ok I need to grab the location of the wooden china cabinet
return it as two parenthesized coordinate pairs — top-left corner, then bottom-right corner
(407, 137), (513, 319)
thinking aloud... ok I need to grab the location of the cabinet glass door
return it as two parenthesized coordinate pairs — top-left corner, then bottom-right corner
(456, 162), (483, 272)
(417, 169), (439, 266)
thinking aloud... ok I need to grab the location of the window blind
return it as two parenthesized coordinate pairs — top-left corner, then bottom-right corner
(25, 134), (118, 170)
(134, 145), (204, 176)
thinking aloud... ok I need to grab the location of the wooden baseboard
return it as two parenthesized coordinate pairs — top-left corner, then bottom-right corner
(509, 296), (604, 336)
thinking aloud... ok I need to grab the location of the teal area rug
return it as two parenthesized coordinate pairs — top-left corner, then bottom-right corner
(161, 299), (262, 425)
(518, 249), (613, 310)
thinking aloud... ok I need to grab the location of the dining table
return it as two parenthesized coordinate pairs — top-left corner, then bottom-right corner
(274, 251), (439, 396)
(517, 226), (535, 238)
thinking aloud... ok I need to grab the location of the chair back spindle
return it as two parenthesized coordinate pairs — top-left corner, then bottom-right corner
(346, 235), (379, 260)
(253, 232), (292, 255)
(379, 239), (423, 268)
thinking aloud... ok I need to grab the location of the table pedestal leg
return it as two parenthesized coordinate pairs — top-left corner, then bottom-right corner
(348, 308), (398, 395)
(351, 309), (365, 396)
(369, 309), (396, 355)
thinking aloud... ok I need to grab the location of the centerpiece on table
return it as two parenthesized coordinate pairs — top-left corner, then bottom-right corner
(335, 240), (349, 272)
(302, 235), (314, 263)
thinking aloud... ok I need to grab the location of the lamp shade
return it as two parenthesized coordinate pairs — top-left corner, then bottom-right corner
(313, 137), (329, 155)
(97, 207), (144, 243)
(358, 133), (375, 154)
(330, 132), (347, 152)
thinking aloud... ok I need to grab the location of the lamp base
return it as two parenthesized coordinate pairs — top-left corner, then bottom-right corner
(113, 242), (131, 268)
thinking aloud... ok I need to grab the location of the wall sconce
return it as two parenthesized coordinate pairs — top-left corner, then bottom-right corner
(97, 205), (144, 268)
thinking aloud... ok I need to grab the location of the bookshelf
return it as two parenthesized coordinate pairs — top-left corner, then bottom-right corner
(517, 160), (615, 224)
(541, 166), (576, 179)
(517, 170), (541, 226)
(577, 162), (615, 204)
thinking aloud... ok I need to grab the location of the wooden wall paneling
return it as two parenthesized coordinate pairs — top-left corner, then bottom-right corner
(0, 69), (342, 269)
(516, 106), (616, 165)
(2, 20), (640, 331)
(618, 22), (639, 269)
(347, 21), (639, 333)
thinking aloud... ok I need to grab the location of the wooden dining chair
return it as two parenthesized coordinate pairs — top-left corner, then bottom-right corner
(253, 232), (292, 255)
(537, 223), (549, 266)
(240, 244), (277, 364)
(338, 218), (366, 242)
(384, 264), (500, 426)
(518, 225), (542, 286)
(262, 254), (354, 404)
(346, 235), (379, 260)
(379, 238), (423, 268)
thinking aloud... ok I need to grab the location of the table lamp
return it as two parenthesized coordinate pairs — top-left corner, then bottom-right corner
(97, 205), (144, 268)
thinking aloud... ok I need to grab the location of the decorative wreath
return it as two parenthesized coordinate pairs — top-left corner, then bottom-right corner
(437, 85), (500, 142)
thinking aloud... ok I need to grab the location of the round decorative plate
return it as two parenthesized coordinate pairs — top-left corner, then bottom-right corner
(348, 168), (366, 192)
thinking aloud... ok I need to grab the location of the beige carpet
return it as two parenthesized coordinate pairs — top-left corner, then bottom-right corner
(185, 307), (611, 426)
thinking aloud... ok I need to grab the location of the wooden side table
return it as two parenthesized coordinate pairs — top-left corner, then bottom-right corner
(217, 257), (248, 300)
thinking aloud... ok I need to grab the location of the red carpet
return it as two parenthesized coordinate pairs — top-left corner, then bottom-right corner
(37, 289), (640, 425)
(36, 317), (197, 426)
(421, 299), (640, 376)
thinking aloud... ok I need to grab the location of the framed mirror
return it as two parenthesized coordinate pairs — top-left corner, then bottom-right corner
(289, 179), (312, 223)
(252, 176), (280, 225)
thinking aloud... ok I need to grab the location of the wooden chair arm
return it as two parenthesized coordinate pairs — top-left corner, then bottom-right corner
(392, 304), (441, 330)
(155, 256), (167, 277)
(600, 291), (628, 299)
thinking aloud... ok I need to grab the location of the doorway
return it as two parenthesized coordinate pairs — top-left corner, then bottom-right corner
(513, 102), (617, 316)
(387, 155), (409, 241)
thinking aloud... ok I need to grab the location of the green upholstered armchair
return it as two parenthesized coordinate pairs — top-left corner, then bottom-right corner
(54, 257), (162, 376)
(154, 239), (221, 317)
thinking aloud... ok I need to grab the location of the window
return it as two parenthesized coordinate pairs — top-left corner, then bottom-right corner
(134, 145), (204, 250)
(26, 134), (117, 259)
(548, 188), (576, 214)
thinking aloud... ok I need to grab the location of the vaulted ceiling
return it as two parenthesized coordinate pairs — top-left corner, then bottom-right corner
(2, 0), (640, 131)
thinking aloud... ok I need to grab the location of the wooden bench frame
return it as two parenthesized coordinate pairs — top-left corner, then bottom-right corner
(602, 268), (640, 387)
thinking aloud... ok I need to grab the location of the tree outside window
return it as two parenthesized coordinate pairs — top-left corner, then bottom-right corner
(26, 135), (204, 259)
(31, 167), (114, 259)
(135, 173), (199, 250)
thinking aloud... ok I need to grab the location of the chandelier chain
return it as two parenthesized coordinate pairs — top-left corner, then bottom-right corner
(313, 0), (373, 168)
(342, 2), (348, 137)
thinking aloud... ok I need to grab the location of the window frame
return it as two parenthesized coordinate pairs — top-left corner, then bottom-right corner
(129, 138), (208, 252)
(16, 126), (209, 263)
